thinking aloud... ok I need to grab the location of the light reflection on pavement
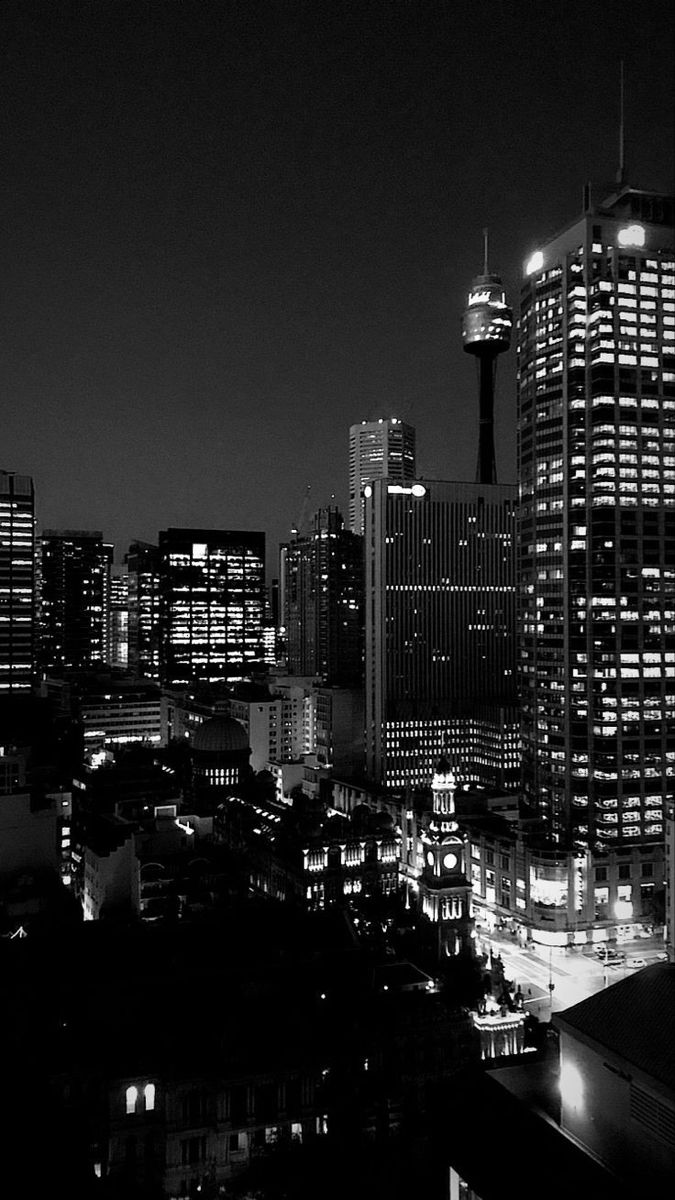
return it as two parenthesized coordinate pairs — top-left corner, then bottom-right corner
(477, 929), (667, 1017)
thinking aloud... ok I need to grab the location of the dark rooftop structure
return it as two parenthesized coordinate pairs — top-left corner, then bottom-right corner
(553, 963), (675, 1185)
(555, 962), (675, 1096)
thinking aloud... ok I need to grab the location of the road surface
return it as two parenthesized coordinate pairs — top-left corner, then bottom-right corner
(479, 930), (668, 1017)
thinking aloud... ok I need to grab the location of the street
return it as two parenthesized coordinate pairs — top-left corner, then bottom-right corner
(479, 930), (668, 1018)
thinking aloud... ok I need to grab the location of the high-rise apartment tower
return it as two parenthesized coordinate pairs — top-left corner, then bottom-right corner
(349, 418), (416, 535)
(518, 184), (675, 850)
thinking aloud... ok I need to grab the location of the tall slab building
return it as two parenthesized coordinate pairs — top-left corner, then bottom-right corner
(518, 185), (675, 850)
(125, 541), (161, 680)
(364, 478), (518, 789)
(40, 530), (113, 673)
(0, 471), (35, 694)
(158, 528), (265, 687)
(349, 417), (416, 535)
(281, 506), (363, 686)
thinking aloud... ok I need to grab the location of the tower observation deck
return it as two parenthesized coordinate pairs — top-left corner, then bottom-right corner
(461, 233), (513, 484)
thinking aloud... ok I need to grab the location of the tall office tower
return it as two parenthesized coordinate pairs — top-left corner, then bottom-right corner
(349, 417), (416, 535)
(462, 237), (513, 484)
(0, 471), (36, 694)
(518, 184), (675, 850)
(109, 574), (129, 669)
(281, 506), (364, 686)
(159, 529), (266, 687)
(364, 478), (518, 789)
(125, 541), (161, 680)
(40, 531), (113, 674)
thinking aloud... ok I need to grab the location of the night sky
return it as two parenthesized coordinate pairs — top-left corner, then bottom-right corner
(3, 0), (674, 577)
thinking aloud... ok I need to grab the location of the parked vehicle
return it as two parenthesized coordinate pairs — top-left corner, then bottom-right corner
(626, 957), (647, 969)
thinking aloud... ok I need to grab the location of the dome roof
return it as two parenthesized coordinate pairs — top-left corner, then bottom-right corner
(192, 716), (249, 756)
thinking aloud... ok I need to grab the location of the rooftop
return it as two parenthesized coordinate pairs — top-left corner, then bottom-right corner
(554, 962), (675, 1095)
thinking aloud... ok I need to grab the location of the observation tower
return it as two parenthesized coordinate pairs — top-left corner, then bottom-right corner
(461, 231), (513, 484)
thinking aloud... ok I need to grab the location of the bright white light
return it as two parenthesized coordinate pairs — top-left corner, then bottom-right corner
(387, 483), (426, 496)
(560, 1061), (583, 1111)
(192, 543), (207, 558)
(526, 250), (544, 275)
(614, 899), (634, 919)
(617, 224), (646, 247)
(363, 485), (372, 498)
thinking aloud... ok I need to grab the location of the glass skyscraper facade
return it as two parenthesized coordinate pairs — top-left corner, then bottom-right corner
(518, 186), (675, 850)
(159, 528), (266, 687)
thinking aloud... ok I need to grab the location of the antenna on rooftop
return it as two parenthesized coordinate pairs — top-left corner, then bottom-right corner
(482, 227), (489, 275)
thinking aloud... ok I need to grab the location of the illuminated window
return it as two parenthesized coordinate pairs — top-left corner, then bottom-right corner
(126, 1085), (138, 1115)
(144, 1083), (155, 1112)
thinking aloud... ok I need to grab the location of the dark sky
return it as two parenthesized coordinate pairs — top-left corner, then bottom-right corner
(2, 0), (674, 577)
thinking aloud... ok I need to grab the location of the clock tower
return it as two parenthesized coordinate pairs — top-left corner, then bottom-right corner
(420, 757), (473, 960)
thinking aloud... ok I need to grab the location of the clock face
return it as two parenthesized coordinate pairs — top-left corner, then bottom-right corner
(426, 851), (435, 867)
(442, 852), (458, 871)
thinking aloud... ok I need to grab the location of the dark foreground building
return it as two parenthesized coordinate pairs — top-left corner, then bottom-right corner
(0, 905), (479, 1199)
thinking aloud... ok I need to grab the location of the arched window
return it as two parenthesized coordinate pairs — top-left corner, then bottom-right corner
(126, 1085), (138, 1115)
(144, 1083), (156, 1112)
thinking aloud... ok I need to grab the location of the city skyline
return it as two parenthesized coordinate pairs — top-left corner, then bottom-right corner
(2, 1), (674, 572)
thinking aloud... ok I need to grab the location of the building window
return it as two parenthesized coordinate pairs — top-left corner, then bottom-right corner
(181, 1136), (206, 1167)
(618, 864), (631, 880)
(126, 1085), (138, 1115)
(144, 1083), (155, 1112)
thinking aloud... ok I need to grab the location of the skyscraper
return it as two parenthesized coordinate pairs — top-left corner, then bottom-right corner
(0, 471), (36, 695)
(349, 417), (416, 535)
(40, 530), (113, 674)
(518, 185), (675, 850)
(159, 528), (265, 687)
(364, 478), (518, 789)
(125, 541), (161, 680)
(109, 574), (129, 669)
(281, 506), (363, 685)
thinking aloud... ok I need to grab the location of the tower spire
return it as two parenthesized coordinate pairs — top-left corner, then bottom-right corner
(461, 233), (513, 485)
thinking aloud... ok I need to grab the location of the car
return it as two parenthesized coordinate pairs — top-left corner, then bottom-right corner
(595, 946), (622, 961)
(626, 957), (647, 969)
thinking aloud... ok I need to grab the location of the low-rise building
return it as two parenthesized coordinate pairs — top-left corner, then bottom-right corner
(554, 962), (675, 1186)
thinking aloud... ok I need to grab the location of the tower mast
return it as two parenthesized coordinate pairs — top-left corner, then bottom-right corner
(461, 237), (513, 485)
